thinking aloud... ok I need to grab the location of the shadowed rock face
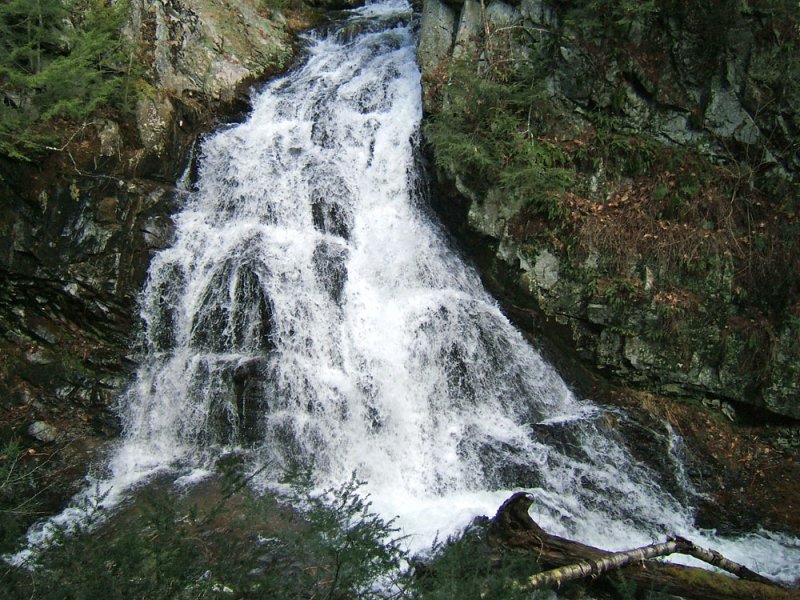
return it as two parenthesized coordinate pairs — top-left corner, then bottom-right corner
(418, 0), (800, 419)
(0, 165), (174, 439)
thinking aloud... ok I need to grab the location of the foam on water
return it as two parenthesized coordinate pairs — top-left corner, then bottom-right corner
(11, 0), (800, 584)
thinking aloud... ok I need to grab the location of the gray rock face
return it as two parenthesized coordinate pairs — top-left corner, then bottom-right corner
(457, 200), (800, 418)
(97, 120), (122, 157)
(420, 0), (796, 168)
(453, 0), (482, 60)
(128, 0), (292, 156)
(705, 85), (760, 144)
(485, 1), (518, 28)
(136, 93), (176, 156)
(417, 0), (457, 76)
(518, 0), (557, 26)
(531, 250), (559, 291)
(765, 323), (800, 417)
(129, 0), (290, 100)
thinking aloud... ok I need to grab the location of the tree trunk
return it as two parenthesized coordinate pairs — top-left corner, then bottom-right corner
(487, 492), (798, 600)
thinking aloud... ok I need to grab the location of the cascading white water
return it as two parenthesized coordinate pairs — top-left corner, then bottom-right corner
(15, 0), (800, 583)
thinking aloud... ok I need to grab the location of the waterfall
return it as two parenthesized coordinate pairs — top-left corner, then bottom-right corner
(15, 0), (800, 583)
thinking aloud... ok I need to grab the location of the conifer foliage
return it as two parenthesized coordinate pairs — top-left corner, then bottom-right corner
(0, 0), (131, 160)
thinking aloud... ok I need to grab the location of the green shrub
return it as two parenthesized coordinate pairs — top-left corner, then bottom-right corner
(2, 470), (413, 599)
(2, 459), (608, 600)
(425, 60), (572, 219)
(261, 472), (410, 599)
(0, 440), (42, 554)
(0, 0), (133, 160)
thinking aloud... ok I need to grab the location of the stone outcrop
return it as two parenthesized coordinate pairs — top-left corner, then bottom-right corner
(419, 0), (800, 418)
(128, 0), (293, 155)
(416, 0), (457, 79)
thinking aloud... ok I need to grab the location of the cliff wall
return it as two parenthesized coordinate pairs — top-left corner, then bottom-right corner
(0, 0), (312, 514)
(418, 0), (800, 419)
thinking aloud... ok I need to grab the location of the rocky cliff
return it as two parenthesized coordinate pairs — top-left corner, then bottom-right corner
(0, 0), (311, 517)
(418, 0), (800, 420)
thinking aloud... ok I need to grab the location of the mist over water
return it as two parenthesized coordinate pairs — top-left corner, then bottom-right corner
(15, 0), (800, 584)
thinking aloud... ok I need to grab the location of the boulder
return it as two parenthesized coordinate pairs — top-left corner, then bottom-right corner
(417, 0), (456, 75)
(28, 421), (59, 444)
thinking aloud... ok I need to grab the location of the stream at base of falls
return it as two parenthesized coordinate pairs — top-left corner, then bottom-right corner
(13, 0), (800, 585)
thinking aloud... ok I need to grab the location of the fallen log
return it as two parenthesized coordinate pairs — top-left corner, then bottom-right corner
(527, 535), (772, 589)
(487, 492), (798, 600)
